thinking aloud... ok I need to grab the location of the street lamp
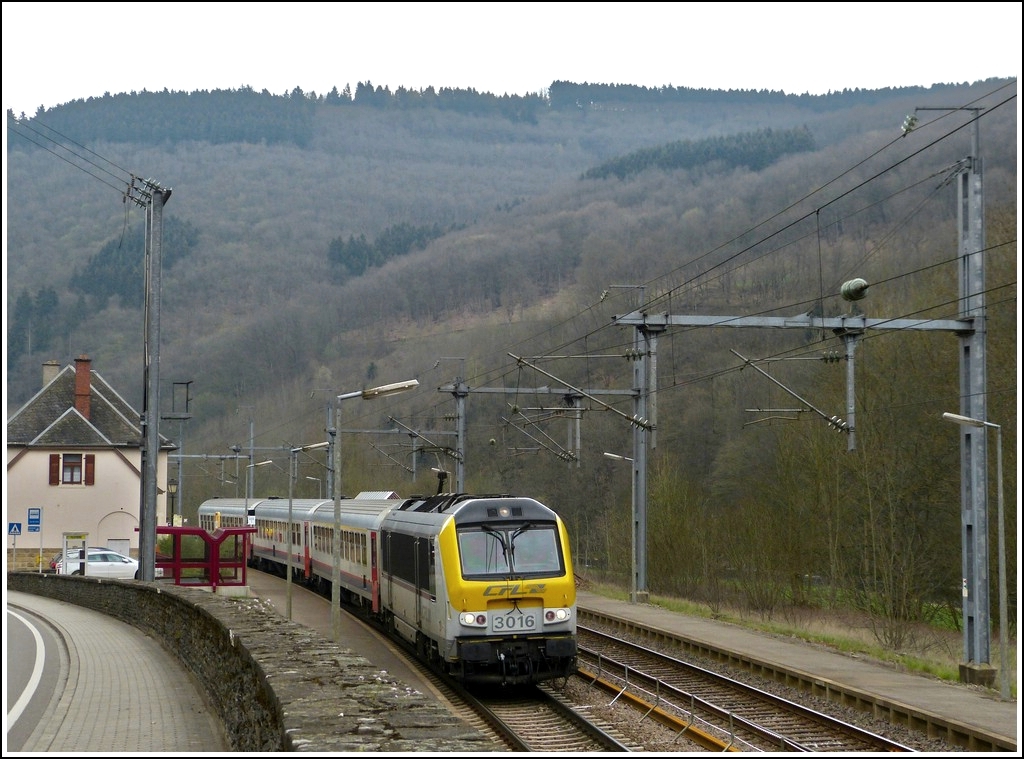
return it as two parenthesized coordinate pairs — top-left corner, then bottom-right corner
(246, 458), (273, 524)
(604, 451), (639, 604)
(167, 478), (178, 526)
(305, 476), (322, 499)
(333, 379), (419, 642)
(942, 411), (1009, 700)
(288, 441), (330, 620)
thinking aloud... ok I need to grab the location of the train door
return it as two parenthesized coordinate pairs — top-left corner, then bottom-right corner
(413, 538), (423, 631)
(383, 531), (393, 612)
(370, 530), (380, 613)
(413, 537), (437, 632)
(302, 521), (312, 579)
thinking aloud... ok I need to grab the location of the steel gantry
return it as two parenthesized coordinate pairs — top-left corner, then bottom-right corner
(612, 108), (994, 682)
(438, 371), (640, 495)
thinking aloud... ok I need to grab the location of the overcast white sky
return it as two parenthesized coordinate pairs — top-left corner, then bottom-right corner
(2, 2), (1020, 116)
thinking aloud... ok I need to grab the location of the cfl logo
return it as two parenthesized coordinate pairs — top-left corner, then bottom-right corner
(483, 583), (547, 596)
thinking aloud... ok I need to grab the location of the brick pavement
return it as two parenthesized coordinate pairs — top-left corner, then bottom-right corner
(8, 590), (229, 752)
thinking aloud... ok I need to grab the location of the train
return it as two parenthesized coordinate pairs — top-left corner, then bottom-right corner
(197, 492), (578, 686)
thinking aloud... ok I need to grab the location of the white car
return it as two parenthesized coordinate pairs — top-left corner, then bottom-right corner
(56, 548), (140, 579)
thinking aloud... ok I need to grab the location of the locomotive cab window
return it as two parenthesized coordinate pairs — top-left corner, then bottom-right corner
(458, 523), (563, 578)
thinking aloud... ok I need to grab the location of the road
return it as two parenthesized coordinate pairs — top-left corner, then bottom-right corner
(6, 604), (63, 751)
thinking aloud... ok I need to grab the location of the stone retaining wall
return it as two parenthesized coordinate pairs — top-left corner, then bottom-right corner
(7, 572), (490, 752)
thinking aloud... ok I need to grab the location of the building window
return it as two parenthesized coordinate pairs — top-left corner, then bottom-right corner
(49, 453), (96, 486)
(63, 454), (83, 483)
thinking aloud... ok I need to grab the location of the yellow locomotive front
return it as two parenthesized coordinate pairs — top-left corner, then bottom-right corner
(434, 497), (577, 685)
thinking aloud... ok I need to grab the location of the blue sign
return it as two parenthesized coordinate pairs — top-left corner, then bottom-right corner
(28, 508), (41, 525)
(8, 523), (22, 536)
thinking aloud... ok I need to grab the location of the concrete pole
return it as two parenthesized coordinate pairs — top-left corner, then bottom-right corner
(140, 182), (171, 581)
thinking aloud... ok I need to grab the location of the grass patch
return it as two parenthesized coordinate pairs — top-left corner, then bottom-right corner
(578, 578), (986, 688)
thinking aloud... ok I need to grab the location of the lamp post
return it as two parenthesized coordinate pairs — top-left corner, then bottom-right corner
(306, 476), (322, 499)
(246, 458), (272, 525)
(333, 379), (419, 642)
(287, 441), (330, 620)
(604, 451), (638, 604)
(942, 412), (1009, 700)
(167, 478), (178, 526)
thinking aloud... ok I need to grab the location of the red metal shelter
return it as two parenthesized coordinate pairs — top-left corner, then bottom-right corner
(155, 524), (255, 588)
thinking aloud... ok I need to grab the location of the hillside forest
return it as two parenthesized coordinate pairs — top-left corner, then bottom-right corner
(5, 78), (1018, 653)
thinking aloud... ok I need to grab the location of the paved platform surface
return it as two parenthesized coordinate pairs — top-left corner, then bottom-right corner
(6, 589), (229, 753)
(577, 590), (1019, 749)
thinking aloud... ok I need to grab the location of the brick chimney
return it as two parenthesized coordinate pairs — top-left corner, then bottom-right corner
(42, 359), (61, 387)
(74, 355), (92, 419)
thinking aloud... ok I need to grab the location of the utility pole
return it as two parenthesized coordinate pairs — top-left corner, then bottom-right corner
(134, 177), (172, 582)
(236, 408), (256, 505)
(918, 107), (992, 684)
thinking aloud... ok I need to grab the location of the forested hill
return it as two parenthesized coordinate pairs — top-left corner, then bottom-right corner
(6, 78), (981, 148)
(7, 122), (815, 329)
(5, 77), (1015, 467)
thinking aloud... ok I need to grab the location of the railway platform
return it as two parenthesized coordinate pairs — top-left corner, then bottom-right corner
(577, 590), (1019, 751)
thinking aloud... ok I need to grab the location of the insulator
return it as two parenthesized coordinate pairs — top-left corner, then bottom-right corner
(841, 278), (869, 301)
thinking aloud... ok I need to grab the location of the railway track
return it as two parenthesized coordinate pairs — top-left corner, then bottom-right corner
(578, 624), (913, 752)
(256, 570), (1010, 751)
(333, 591), (642, 751)
(389, 637), (642, 751)
(468, 683), (643, 752)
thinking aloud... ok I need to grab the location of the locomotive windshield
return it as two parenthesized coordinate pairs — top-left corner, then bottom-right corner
(458, 523), (563, 577)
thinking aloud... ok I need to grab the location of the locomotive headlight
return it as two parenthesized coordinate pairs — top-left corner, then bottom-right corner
(460, 612), (487, 627)
(544, 607), (571, 623)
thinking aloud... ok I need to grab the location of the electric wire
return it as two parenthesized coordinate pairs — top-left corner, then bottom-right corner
(11, 83), (1014, 473)
(7, 115), (140, 190)
(477, 88), (1016, 437)
(518, 90), (1015, 369)
(457, 88), (1016, 389)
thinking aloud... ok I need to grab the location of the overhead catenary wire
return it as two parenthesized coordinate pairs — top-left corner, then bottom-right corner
(511, 88), (1016, 358)
(514, 92), (1013, 376)
(14, 84), (1013, 457)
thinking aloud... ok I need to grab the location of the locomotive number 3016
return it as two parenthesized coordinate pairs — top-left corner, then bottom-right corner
(492, 613), (537, 631)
